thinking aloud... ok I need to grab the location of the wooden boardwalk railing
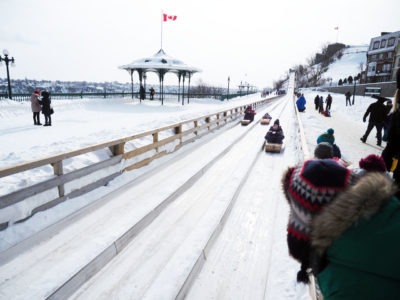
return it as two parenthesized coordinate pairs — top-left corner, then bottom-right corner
(0, 99), (270, 230)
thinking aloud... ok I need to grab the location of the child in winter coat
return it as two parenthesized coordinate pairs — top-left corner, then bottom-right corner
(317, 128), (341, 158)
(281, 159), (357, 283)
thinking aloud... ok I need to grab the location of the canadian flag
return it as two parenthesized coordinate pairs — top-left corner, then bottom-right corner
(163, 14), (177, 22)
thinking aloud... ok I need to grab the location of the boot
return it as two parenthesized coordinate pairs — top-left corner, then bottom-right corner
(360, 137), (366, 143)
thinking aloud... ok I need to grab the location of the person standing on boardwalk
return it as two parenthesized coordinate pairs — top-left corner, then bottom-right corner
(325, 94), (332, 111)
(41, 91), (52, 126)
(30, 90), (42, 125)
(345, 91), (352, 106)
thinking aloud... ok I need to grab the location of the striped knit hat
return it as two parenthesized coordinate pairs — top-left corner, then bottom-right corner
(281, 159), (357, 282)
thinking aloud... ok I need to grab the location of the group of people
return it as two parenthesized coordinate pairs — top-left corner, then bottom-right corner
(314, 94), (332, 117)
(139, 85), (156, 100)
(30, 89), (53, 126)
(282, 70), (400, 299)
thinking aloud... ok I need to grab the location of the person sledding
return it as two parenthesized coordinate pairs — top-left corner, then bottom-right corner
(243, 105), (256, 122)
(265, 119), (285, 144)
(261, 112), (272, 124)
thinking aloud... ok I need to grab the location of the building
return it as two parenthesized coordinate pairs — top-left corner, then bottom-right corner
(366, 31), (400, 83)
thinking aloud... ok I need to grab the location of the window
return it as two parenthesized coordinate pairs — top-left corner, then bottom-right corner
(373, 41), (380, 49)
(388, 38), (395, 46)
(388, 52), (393, 59)
(381, 40), (386, 48)
(371, 54), (377, 61)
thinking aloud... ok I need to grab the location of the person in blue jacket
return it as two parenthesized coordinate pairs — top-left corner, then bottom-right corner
(296, 94), (306, 112)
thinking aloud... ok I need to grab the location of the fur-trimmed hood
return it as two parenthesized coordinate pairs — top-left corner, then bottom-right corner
(311, 172), (398, 256)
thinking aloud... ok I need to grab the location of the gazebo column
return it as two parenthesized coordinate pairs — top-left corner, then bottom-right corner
(158, 71), (166, 105)
(178, 73), (182, 103)
(187, 73), (192, 104)
(130, 69), (134, 99)
(181, 72), (186, 106)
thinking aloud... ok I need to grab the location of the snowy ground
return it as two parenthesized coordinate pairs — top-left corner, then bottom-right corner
(0, 80), (390, 299)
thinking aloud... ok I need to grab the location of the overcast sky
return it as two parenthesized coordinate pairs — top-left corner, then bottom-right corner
(0, 0), (398, 89)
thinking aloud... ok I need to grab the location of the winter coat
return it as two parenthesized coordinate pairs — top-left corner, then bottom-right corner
(41, 92), (52, 116)
(311, 172), (400, 300)
(244, 107), (256, 121)
(382, 109), (400, 190)
(265, 124), (284, 144)
(30, 94), (42, 112)
(363, 100), (388, 123)
(296, 96), (306, 111)
(326, 95), (332, 105)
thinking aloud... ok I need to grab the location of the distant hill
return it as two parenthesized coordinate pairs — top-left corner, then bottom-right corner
(283, 44), (369, 89)
(323, 45), (368, 84)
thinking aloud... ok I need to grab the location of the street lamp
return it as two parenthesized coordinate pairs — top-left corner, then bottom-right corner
(0, 49), (15, 99)
(352, 74), (358, 105)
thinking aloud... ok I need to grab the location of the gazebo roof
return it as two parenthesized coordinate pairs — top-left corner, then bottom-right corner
(119, 49), (201, 74)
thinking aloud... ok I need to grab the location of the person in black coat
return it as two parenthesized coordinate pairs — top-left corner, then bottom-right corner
(41, 91), (52, 126)
(265, 119), (284, 144)
(360, 95), (389, 146)
(382, 69), (400, 196)
(139, 85), (145, 100)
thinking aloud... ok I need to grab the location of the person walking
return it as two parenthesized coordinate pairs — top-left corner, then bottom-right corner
(30, 90), (42, 125)
(41, 91), (52, 126)
(360, 95), (389, 146)
(325, 94), (332, 111)
(345, 91), (352, 106)
(310, 172), (400, 299)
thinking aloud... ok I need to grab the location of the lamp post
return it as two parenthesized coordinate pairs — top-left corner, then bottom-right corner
(352, 74), (358, 105)
(227, 76), (230, 100)
(0, 49), (15, 99)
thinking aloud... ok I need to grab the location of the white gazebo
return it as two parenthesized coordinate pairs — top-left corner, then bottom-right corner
(119, 49), (201, 105)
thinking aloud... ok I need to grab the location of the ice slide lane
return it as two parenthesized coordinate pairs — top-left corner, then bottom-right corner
(68, 99), (292, 300)
(186, 95), (299, 299)
(0, 99), (283, 299)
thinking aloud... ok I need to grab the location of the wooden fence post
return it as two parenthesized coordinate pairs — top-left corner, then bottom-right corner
(51, 161), (65, 197)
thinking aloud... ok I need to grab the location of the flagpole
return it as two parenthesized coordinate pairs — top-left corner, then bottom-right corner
(161, 10), (163, 49)
(336, 27), (339, 43)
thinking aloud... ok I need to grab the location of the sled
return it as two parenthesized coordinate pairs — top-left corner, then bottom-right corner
(265, 142), (283, 153)
(241, 119), (251, 126)
(260, 118), (272, 125)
